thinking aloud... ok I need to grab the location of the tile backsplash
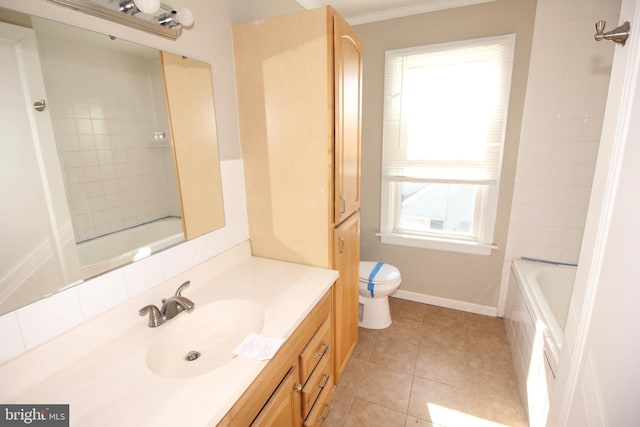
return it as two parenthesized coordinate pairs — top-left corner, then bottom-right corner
(0, 159), (248, 365)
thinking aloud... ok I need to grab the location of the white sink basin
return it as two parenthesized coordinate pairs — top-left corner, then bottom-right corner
(146, 299), (265, 378)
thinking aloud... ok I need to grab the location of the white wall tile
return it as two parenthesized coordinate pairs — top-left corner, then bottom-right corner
(505, 0), (619, 267)
(123, 256), (165, 297)
(0, 312), (26, 365)
(77, 269), (128, 320)
(16, 288), (83, 349)
(160, 243), (194, 281)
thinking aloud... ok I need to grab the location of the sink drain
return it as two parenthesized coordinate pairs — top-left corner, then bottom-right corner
(185, 350), (201, 361)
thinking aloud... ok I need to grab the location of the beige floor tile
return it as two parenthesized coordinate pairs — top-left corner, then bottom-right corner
(351, 327), (378, 362)
(405, 415), (446, 426)
(466, 389), (528, 427)
(369, 334), (419, 374)
(335, 355), (366, 397)
(421, 322), (466, 353)
(465, 360), (521, 405)
(408, 376), (468, 427)
(378, 317), (423, 345)
(415, 340), (466, 387)
(355, 362), (413, 413)
(322, 387), (354, 427)
(344, 398), (407, 427)
(390, 297), (427, 322)
(327, 302), (528, 427)
(424, 305), (466, 325)
(464, 332), (512, 363)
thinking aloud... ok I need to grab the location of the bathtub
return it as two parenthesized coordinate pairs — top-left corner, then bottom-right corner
(77, 217), (184, 279)
(505, 259), (576, 426)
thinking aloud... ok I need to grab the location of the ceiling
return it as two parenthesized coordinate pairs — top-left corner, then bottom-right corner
(295, 0), (495, 25)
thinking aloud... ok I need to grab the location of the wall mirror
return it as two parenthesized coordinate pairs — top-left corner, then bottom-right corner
(0, 7), (225, 316)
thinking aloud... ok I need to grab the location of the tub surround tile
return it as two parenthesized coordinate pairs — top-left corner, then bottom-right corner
(505, 0), (620, 269)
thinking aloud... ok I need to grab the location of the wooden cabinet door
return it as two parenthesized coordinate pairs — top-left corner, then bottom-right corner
(333, 14), (362, 225)
(251, 366), (302, 427)
(332, 212), (360, 383)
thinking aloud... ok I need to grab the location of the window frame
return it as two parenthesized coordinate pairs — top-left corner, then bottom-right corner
(378, 34), (515, 255)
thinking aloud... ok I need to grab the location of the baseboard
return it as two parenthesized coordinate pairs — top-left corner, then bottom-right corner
(392, 289), (498, 317)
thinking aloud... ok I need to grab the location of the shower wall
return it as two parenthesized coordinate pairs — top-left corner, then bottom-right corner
(505, 0), (621, 266)
(36, 29), (180, 243)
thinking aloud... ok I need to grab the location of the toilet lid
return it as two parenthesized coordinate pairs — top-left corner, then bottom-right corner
(359, 261), (401, 284)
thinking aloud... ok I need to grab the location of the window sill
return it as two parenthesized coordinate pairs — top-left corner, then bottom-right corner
(376, 232), (497, 256)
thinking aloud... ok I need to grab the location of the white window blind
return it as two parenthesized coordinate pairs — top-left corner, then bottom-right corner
(379, 34), (516, 254)
(382, 34), (515, 185)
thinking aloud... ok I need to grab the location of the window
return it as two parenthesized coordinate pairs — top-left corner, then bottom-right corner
(379, 34), (515, 255)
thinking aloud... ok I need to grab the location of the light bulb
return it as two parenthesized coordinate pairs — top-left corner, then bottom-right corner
(174, 8), (194, 27)
(133, 0), (161, 15)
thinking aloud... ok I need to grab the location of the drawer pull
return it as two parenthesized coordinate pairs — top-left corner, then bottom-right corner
(313, 342), (328, 358)
(319, 404), (330, 422)
(295, 383), (303, 393)
(318, 373), (330, 390)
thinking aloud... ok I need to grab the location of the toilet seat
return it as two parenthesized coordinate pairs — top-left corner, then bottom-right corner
(359, 262), (401, 285)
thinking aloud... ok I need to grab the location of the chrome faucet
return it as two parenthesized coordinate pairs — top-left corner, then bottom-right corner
(139, 280), (195, 327)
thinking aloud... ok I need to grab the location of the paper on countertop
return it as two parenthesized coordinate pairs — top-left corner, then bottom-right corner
(232, 333), (285, 361)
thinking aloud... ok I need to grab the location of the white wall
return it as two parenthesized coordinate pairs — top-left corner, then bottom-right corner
(0, 0), (248, 364)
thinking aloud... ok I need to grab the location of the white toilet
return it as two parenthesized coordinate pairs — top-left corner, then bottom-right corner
(358, 261), (402, 329)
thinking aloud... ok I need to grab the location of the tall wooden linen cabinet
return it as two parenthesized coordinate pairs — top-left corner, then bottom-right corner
(233, 7), (362, 386)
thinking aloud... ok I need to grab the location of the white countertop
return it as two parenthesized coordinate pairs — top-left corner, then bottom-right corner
(0, 242), (338, 426)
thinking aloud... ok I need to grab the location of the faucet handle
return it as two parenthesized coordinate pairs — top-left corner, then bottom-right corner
(175, 280), (191, 297)
(139, 305), (163, 328)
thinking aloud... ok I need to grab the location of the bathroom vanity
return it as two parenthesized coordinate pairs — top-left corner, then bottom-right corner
(0, 242), (338, 426)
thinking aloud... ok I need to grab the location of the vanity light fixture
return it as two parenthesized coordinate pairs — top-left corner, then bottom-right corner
(45, 0), (194, 40)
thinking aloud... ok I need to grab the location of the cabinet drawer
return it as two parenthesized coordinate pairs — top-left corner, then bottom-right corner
(299, 315), (331, 381)
(301, 352), (331, 418)
(303, 378), (332, 427)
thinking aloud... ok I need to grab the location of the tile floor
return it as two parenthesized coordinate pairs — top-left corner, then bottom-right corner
(324, 297), (528, 427)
